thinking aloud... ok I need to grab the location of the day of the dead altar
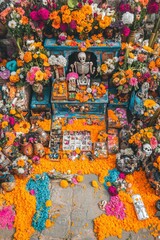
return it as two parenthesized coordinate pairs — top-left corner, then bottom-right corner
(0, 0), (160, 239)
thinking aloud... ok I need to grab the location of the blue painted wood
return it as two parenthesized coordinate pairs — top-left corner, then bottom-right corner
(44, 39), (121, 118)
(44, 38), (121, 53)
(30, 85), (51, 110)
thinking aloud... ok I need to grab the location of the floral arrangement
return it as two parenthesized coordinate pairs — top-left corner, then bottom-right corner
(11, 155), (32, 178)
(118, 0), (159, 38)
(48, 2), (115, 40)
(129, 126), (159, 149)
(112, 42), (160, 100)
(98, 57), (118, 78)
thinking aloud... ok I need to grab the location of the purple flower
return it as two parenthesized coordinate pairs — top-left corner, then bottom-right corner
(9, 117), (15, 126)
(108, 186), (118, 196)
(60, 23), (68, 32)
(0, 69), (10, 80)
(70, 20), (77, 30)
(147, 1), (159, 14)
(143, 72), (151, 79)
(121, 26), (130, 37)
(119, 3), (131, 12)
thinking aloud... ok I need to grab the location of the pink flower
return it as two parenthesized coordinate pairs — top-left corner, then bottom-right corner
(78, 2), (82, 8)
(9, 117), (15, 126)
(38, 8), (50, 20)
(30, 11), (40, 21)
(71, 176), (78, 184)
(32, 156), (40, 164)
(129, 77), (138, 86)
(70, 20), (77, 30)
(150, 137), (158, 149)
(119, 172), (126, 179)
(108, 186), (118, 196)
(66, 72), (79, 80)
(121, 26), (130, 37)
(60, 23), (68, 32)
(147, 1), (159, 13)
(88, 0), (93, 4)
(0, 206), (15, 229)
(29, 189), (36, 195)
(119, 3), (131, 12)
(105, 196), (126, 219)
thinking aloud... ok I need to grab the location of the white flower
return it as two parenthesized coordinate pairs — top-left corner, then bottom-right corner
(11, 71), (16, 76)
(106, 8), (115, 17)
(113, 57), (118, 62)
(127, 58), (134, 64)
(18, 168), (25, 174)
(8, 20), (17, 29)
(28, 45), (35, 51)
(48, 55), (58, 65)
(110, 64), (115, 70)
(122, 12), (134, 25)
(43, 0), (47, 5)
(57, 55), (67, 67)
(26, 40), (35, 45)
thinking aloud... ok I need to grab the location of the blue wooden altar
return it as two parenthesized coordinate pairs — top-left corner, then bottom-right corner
(44, 38), (121, 118)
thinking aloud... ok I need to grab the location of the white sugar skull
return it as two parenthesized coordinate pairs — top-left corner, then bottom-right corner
(78, 52), (86, 64)
(143, 143), (152, 157)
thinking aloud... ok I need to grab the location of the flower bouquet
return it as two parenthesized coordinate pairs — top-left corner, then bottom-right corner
(0, 4), (40, 52)
(48, 0), (115, 41)
(98, 56), (118, 81)
(16, 41), (52, 100)
(118, 0), (159, 42)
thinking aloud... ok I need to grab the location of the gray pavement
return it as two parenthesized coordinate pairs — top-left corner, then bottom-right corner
(0, 174), (158, 240)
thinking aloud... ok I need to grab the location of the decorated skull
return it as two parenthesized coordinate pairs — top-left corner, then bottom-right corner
(78, 52), (86, 64)
(143, 143), (152, 157)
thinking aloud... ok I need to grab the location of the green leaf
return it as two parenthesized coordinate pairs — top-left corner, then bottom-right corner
(67, 0), (78, 9)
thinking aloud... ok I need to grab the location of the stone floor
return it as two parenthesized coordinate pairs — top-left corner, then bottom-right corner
(0, 175), (159, 240)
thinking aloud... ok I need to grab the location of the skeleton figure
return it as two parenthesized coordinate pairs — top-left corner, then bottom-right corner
(132, 194), (149, 220)
(142, 143), (152, 157)
(71, 52), (95, 77)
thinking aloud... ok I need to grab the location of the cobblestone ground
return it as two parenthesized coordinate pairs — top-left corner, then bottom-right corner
(0, 175), (158, 240)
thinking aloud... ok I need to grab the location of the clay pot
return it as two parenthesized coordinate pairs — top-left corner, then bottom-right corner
(21, 142), (33, 158)
(34, 143), (45, 157)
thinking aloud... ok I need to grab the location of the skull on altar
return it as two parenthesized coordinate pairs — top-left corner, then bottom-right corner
(142, 143), (152, 157)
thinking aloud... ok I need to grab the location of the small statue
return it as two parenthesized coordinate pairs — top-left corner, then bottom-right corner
(71, 52), (95, 77)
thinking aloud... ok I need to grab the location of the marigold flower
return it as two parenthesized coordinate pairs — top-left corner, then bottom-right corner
(23, 52), (32, 63)
(45, 200), (52, 207)
(76, 175), (84, 182)
(92, 180), (99, 188)
(60, 180), (69, 188)
(45, 219), (54, 228)
(2, 121), (8, 128)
